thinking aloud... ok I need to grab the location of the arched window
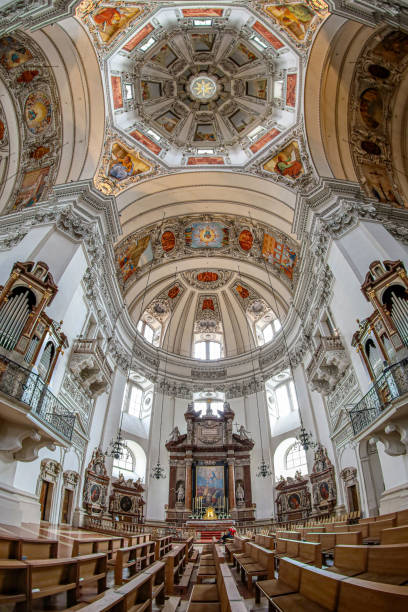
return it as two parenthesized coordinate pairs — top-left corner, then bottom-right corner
(266, 370), (298, 424)
(112, 439), (147, 482)
(113, 446), (135, 474)
(194, 340), (222, 360)
(256, 318), (281, 346)
(128, 384), (143, 417)
(285, 443), (307, 472)
(137, 320), (155, 344)
(274, 437), (307, 480)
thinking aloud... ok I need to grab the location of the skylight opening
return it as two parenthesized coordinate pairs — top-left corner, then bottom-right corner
(252, 35), (268, 50)
(247, 125), (264, 140)
(198, 148), (214, 155)
(139, 37), (155, 52)
(146, 129), (161, 142)
(125, 84), (134, 100)
(193, 19), (212, 26)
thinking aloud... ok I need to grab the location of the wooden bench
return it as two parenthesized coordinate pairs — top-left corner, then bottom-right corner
(162, 595), (181, 611)
(20, 537), (58, 560)
(356, 543), (408, 585)
(143, 560), (166, 606)
(234, 541), (275, 595)
(396, 508), (408, 526)
(114, 541), (155, 586)
(174, 562), (194, 594)
(337, 576), (408, 612)
(275, 530), (301, 541)
(115, 571), (152, 612)
(326, 544), (368, 577)
(72, 537), (124, 560)
(225, 536), (249, 564)
(77, 553), (107, 597)
(68, 590), (125, 611)
(271, 563), (344, 611)
(127, 534), (151, 547)
(255, 534), (275, 550)
(163, 543), (186, 594)
(291, 540), (322, 567)
(26, 557), (78, 608)
(0, 536), (21, 559)
(0, 559), (29, 611)
(381, 524), (408, 544)
(364, 518), (396, 543)
(154, 536), (172, 560)
(255, 557), (302, 608)
(190, 549), (199, 563)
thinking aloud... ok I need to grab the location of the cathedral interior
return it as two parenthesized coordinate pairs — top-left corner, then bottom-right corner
(0, 0), (408, 610)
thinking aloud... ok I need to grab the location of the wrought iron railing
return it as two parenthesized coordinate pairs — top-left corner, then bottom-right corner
(0, 353), (75, 441)
(349, 357), (408, 436)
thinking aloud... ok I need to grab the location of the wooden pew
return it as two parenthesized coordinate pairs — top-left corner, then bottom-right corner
(381, 525), (408, 545)
(291, 541), (322, 567)
(154, 536), (172, 560)
(271, 563), (343, 612)
(275, 530), (301, 541)
(254, 534), (274, 550)
(163, 543), (186, 594)
(235, 542), (275, 595)
(396, 509), (408, 526)
(114, 541), (155, 586)
(356, 543), (408, 585)
(0, 560), (29, 611)
(68, 590), (125, 611)
(337, 577), (408, 612)
(0, 537), (21, 559)
(326, 544), (368, 577)
(20, 537), (58, 560)
(225, 536), (249, 564)
(143, 560), (166, 606)
(364, 518), (396, 543)
(77, 553), (107, 597)
(72, 537), (124, 560)
(255, 557), (302, 607)
(116, 571), (152, 611)
(26, 557), (77, 608)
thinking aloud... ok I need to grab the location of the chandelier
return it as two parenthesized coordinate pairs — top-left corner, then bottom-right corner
(151, 460), (166, 480)
(105, 414), (127, 460)
(296, 418), (316, 452)
(257, 458), (273, 478)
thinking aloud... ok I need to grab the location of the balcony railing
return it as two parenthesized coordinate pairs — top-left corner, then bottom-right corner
(0, 353), (76, 441)
(349, 358), (408, 436)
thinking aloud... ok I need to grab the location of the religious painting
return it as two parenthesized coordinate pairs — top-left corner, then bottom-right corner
(130, 129), (161, 155)
(161, 230), (176, 252)
(359, 88), (383, 130)
(197, 272), (219, 283)
(13, 167), (50, 209)
(111, 76), (123, 109)
(185, 222), (229, 249)
(263, 141), (303, 179)
(286, 73), (297, 107)
(262, 234), (297, 279)
(229, 109), (255, 134)
(238, 229), (254, 251)
(194, 123), (216, 142)
(168, 286), (179, 299)
(17, 70), (39, 84)
(264, 4), (315, 42)
(202, 298), (215, 311)
(0, 119), (5, 144)
(24, 92), (52, 135)
(123, 23), (154, 52)
(141, 80), (162, 101)
(182, 8), (223, 17)
(360, 163), (403, 206)
(30, 146), (50, 159)
(150, 44), (177, 69)
(196, 465), (225, 507)
(155, 110), (180, 134)
(191, 33), (215, 53)
(235, 285), (249, 299)
(246, 79), (267, 100)
(252, 21), (284, 50)
(187, 156), (224, 165)
(250, 128), (280, 154)
(92, 6), (141, 45)
(229, 43), (257, 67)
(90, 484), (101, 503)
(108, 143), (151, 182)
(0, 36), (32, 70)
(118, 236), (152, 282)
(320, 482), (329, 500)
(373, 31), (408, 65)
(288, 493), (301, 509)
(120, 496), (132, 512)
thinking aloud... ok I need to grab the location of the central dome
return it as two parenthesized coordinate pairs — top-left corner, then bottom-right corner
(189, 74), (218, 101)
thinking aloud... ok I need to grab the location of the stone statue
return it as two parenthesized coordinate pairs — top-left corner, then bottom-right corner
(176, 483), (185, 503)
(236, 482), (245, 503)
(237, 424), (250, 440)
(117, 473), (125, 485)
(168, 426), (180, 443)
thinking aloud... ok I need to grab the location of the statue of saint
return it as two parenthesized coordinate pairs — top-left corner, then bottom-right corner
(176, 483), (185, 503)
(168, 426), (180, 443)
(237, 425), (250, 440)
(236, 482), (245, 503)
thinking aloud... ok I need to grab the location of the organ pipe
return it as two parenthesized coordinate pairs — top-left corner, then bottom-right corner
(0, 290), (30, 350)
(391, 294), (408, 345)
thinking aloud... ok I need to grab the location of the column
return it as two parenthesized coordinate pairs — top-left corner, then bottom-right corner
(185, 458), (192, 511)
(243, 464), (252, 507)
(169, 463), (177, 509)
(228, 459), (236, 510)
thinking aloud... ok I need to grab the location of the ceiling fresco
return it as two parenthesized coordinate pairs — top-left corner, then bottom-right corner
(73, 1), (328, 189)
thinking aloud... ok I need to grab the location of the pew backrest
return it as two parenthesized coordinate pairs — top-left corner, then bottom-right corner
(334, 545), (368, 572)
(20, 538), (58, 560)
(337, 577), (408, 612)
(279, 557), (302, 590)
(381, 525), (408, 545)
(368, 518), (395, 539)
(300, 565), (342, 611)
(367, 544), (408, 575)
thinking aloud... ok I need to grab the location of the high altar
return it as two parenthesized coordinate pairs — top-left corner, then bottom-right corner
(165, 403), (255, 523)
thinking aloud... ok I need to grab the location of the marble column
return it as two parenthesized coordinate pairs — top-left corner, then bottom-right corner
(169, 463), (177, 509)
(228, 460), (236, 510)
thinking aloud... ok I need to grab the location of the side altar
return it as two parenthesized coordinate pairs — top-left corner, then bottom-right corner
(165, 402), (255, 524)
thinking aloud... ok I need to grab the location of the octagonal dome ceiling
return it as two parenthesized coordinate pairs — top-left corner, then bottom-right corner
(107, 4), (301, 168)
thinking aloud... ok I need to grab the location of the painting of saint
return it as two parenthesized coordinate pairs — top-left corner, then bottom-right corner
(229, 43), (257, 67)
(194, 124), (216, 142)
(161, 230), (176, 252)
(202, 299), (215, 311)
(359, 88), (382, 130)
(263, 141), (303, 179)
(90, 484), (100, 503)
(0, 36), (32, 70)
(373, 31), (408, 65)
(13, 167), (50, 209)
(320, 482), (329, 500)
(288, 493), (301, 509)
(185, 222), (229, 249)
(265, 4), (315, 42)
(229, 109), (255, 134)
(111, 76), (123, 109)
(235, 285), (249, 299)
(168, 286), (179, 299)
(150, 44), (177, 69)
(246, 79), (267, 100)
(24, 92), (52, 135)
(238, 229), (253, 251)
(286, 74), (297, 107)
(118, 236), (152, 282)
(17, 70), (39, 83)
(155, 110), (180, 134)
(108, 143), (150, 182)
(197, 272), (219, 283)
(92, 6), (141, 45)
(262, 234), (297, 279)
(196, 465), (224, 507)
